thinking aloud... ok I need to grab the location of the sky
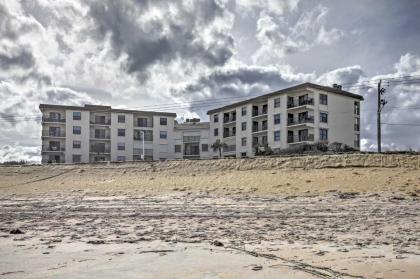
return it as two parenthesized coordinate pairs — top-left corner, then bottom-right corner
(1, 0), (420, 162)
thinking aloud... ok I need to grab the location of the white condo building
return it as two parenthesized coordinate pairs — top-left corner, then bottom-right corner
(40, 104), (176, 163)
(207, 83), (363, 158)
(40, 83), (363, 163)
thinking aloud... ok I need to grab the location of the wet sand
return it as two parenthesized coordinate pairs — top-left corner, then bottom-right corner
(0, 154), (419, 278)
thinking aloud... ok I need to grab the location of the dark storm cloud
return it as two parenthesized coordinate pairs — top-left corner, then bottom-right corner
(172, 65), (299, 99)
(88, 0), (235, 77)
(0, 48), (35, 70)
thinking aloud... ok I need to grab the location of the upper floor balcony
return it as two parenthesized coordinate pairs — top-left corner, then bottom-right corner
(134, 117), (153, 128)
(287, 134), (315, 144)
(287, 98), (314, 109)
(287, 116), (315, 126)
(42, 117), (66, 123)
(42, 130), (65, 138)
(42, 145), (65, 152)
(252, 104), (268, 117)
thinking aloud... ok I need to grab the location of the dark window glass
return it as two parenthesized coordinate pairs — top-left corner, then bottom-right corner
(202, 144), (208, 152)
(73, 111), (81, 120)
(118, 143), (125, 150)
(320, 112), (328, 123)
(241, 107), (247, 116)
(160, 117), (167, 125)
(274, 114), (281, 124)
(73, 126), (81, 134)
(320, 94), (328, 105)
(214, 128), (218, 136)
(320, 129), (328, 141)
(118, 115), (125, 123)
(241, 122), (246, 131)
(160, 131), (167, 139)
(274, 131), (280, 141)
(73, 141), (81, 149)
(274, 98), (280, 108)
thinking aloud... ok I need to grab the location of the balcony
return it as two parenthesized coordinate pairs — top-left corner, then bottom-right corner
(287, 116), (314, 126)
(42, 146), (65, 152)
(252, 125), (268, 133)
(90, 119), (111, 125)
(223, 145), (236, 153)
(223, 131), (236, 138)
(252, 108), (268, 117)
(134, 120), (153, 128)
(90, 146), (111, 153)
(287, 98), (314, 109)
(91, 134), (111, 140)
(42, 131), (66, 138)
(287, 134), (315, 144)
(42, 117), (66, 123)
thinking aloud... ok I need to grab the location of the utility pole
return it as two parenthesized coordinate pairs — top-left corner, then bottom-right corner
(377, 80), (387, 153)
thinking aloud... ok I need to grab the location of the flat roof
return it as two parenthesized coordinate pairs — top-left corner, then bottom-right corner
(175, 122), (210, 130)
(39, 104), (177, 117)
(207, 82), (364, 114)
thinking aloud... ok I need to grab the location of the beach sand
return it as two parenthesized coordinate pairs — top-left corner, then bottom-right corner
(0, 154), (419, 278)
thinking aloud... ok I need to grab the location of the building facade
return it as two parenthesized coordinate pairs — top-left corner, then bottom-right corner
(173, 120), (212, 160)
(207, 83), (363, 158)
(40, 104), (176, 163)
(40, 83), (363, 163)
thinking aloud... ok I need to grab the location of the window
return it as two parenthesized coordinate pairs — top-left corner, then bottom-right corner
(73, 140), (81, 149)
(160, 131), (167, 139)
(320, 94), (328, 105)
(320, 112), (328, 123)
(117, 156), (126, 161)
(354, 134), (360, 148)
(117, 142), (125, 151)
(241, 107), (247, 116)
(214, 114), (219, 123)
(241, 137), (247, 146)
(73, 126), (81, 135)
(274, 114), (281, 124)
(118, 129), (125, 137)
(354, 117), (360, 131)
(241, 122), (247, 131)
(354, 102), (360, 115)
(160, 117), (167, 126)
(118, 115), (125, 123)
(72, 155), (81, 163)
(274, 98), (281, 108)
(214, 128), (218, 136)
(274, 130), (280, 141)
(175, 145), (181, 153)
(202, 144), (208, 152)
(320, 128), (328, 141)
(73, 111), (81, 120)
(137, 118), (149, 127)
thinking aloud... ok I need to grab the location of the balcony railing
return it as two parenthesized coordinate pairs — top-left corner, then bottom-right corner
(287, 116), (314, 125)
(90, 147), (111, 153)
(92, 134), (111, 139)
(223, 116), (236, 123)
(42, 131), (65, 137)
(90, 119), (111, 125)
(223, 131), (236, 138)
(223, 145), (236, 153)
(252, 125), (268, 133)
(252, 108), (268, 117)
(134, 121), (153, 128)
(42, 146), (65, 152)
(287, 134), (315, 143)
(288, 99), (314, 108)
(42, 117), (65, 123)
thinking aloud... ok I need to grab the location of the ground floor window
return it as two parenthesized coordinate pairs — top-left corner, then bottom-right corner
(72, 155), (81, 163)
(320, 128), (328, 141)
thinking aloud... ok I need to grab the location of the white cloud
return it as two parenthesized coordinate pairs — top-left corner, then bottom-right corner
(252, 5), (344, 64)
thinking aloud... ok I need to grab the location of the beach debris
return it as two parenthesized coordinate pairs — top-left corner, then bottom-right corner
(87, 240), (105, 245)
(252, 265), (263, 271)
(212, 240), (224, 247)
(10, 229), (24, 234)
(338, 192), (359, 199)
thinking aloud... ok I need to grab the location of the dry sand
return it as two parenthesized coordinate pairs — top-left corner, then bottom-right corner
(0, 154), (419, 278)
